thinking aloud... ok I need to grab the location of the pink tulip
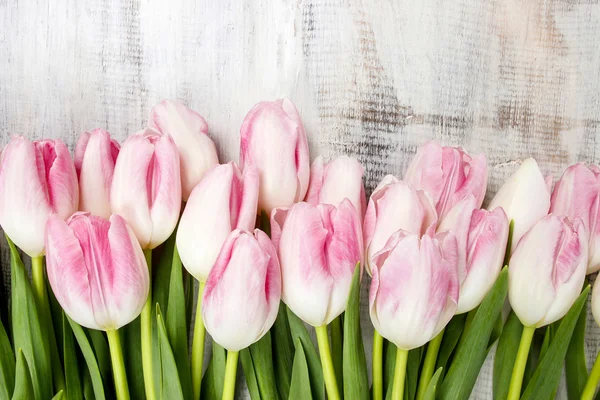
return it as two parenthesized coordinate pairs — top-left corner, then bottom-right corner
(305, 155), (366, 219)
(369, 230), (459, 350)
(239, 98), (310, 214)
(0, 136), (78, 257)
(363, 175), (437, 275)
(438, 196), (509, 313)
(111, 128), (181, 249)
(404, 141), (487, 222)
(45, 212), (149, 330)
(270, 199), (363, 326)
(149, 100), (219, 201)
(74, 129), (120, 219)
(202, 229), (281, 351)
(509, 215), (587, 327)
(176, 162), (259, 282)
(550, 163), (600, 273)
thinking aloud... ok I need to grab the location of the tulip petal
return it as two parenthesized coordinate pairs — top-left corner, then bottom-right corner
(269, 207), (290, 250)
(237, 166), (260, 231)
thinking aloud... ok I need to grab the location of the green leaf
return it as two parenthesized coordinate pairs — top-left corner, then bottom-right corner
(422, 367), (443, 400)
(66, 318), (105, 400)
(212, 342), (226, 400)
(62, 315), (82, 400)
(438, 267), (509, 400)
(51, 391), (65, 400)
(82, 368), (94, 400)
(521, 286), (591, 400)
(184, 271), (194, 336)
(383, 340), (395, 398)
(12, 349), (34, 400)
(566, 289), (589, 400)
(121, 317), (144, 399)
(9, 238), (52, 400)
(152, 232), (176, 314)
(200, 358), (216, 400)
(435, 313), (467, 377)
(331, 315), (343, 393)
(488, 313), (504, 350)
(155, 305), (184, 400)
(289, 339), (313, 400)
(287, 308), (325, 400)
(522, 328), (545, 391)
(493, 311), (523, 400)
(272, 303), (294, 400)
(240, 348), (261, 400)
(86, 330), (111, 393)
(0, 316), (15, 399)
(248, 332), (280, 400)
(342, 264), (369, 400)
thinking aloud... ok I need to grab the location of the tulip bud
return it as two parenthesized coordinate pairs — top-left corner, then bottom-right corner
(177, 162), (258, 282)
(74, 129), (120, 219)
(270, 199), (363, 326)
(111, 129), (181, 249)
(239, 98), (310, 214)
(202, 229), (281, 351)
(45, 212), (149, 330)
(404, 141), (488, 222)
(148, 100), (219, 201)
(0, 136), (78, 257)
(363, 175), (437, 275)
(369, 230), (459, 350)
(508, 215), (587, 328)
(438, 196), (509, 313)
(550, 163), (600, 273)
(305, 155), (366, 219)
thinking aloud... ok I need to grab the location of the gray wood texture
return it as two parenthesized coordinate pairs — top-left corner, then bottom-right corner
(1, 0), (600, 398)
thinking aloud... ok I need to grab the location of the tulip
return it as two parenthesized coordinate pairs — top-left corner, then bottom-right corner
(488, 158), (552, 254)
(363, 175), (437, 275)
(148, 100), (219, 200)
(74, 129), (120, 218)
(506, 215), (587, 400)
(550, 163), (600, 273)
(404, 141), (487, 222)
(305, 155), (366, 218)
(239, 98), (310, 214)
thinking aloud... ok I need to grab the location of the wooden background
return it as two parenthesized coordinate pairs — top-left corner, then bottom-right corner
(1, 0), (600, 398)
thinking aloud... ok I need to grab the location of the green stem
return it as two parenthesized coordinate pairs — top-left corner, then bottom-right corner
(416, 328), (445, 400)
(582, 351), (600, 400)
(31, 256), (46, 308)
(392, 348), (409, 400)
(316, 325), (340, 400)
(373, 330), (384, 400)
(107, 329), (130, 400)
(222, 350), (239, 400)
(503, 220), (515, 267)
(507, 325), (535, 400)
(331, 316), (344, 391)
(192, 281), (207, 400)
(141, 249), (156, 400)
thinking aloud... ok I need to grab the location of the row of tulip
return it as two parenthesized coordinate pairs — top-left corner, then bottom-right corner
(0, 97), (598, 400)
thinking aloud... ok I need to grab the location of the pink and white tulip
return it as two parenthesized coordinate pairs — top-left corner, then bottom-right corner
(270, 200), (363, 327)
(149, 100), (219, 201)
(363, 175), (437, 275)
(488, 158), (552, 253)
(0, 136), (78, 257)
(438, 196), (509, 313)
(74, 129), (120, 219)
(508, 214), (587, 328)
(550, 163), (600, 273)
(369, 230), (459, 350)
(239, 98), (310, 214)
(177, 162), (259, 282)
(45, 212), (149, 330)
(202, 229), (281, 351)
(305, 155), (366, 218)
(404, 141), (487, 222)
(111, 129), (181, 249)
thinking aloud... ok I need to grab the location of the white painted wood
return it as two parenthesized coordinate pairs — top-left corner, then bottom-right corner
(1, 0), (600, 398)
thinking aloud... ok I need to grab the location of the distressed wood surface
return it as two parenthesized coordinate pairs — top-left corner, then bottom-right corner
(1, 0), (600, 398)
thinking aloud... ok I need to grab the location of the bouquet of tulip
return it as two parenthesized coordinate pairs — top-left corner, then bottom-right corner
(0, 97), (599, 400)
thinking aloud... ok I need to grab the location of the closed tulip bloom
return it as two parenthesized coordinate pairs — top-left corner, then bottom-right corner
(0, 136), (78, 257)
(45, 212), (149, 330)
(270, 199), (363, 326)
(177, 162), (258, 282)
(74, 129), (120, 218)
(550, 163), (600, 273)
(363, 175), (437, 275)
(149, 100), (219, 201)
(305, 155), (366, 219)
(438, 195), (509, 313)
(488, 158), (552, 253)
(404, 141), (488, 222)
(111, 129), (181, 249)
(369, 230), (459, 350)
(240, 98), (310, 214)
(509, 215), (587, 328)
(202, 229), (281, 351)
